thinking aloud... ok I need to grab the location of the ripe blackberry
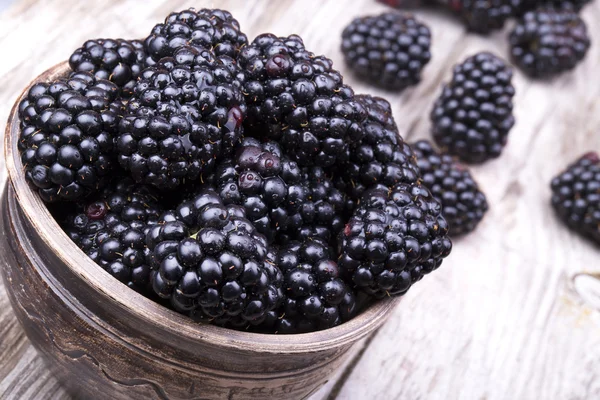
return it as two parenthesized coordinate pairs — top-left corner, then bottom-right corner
(117, 45), (245, 190)
(237, 33), (367, 167)
(551, 152), (600, 245)
(442, 0), (521, 34)
(69, 39), (148, 97)
(338, 183), (452, 298)
(146, 189), (281, 327)
(62, 177), (162, 291)
(341, 13), (431, 90)
(145, 8), (248, 64)
(18, 71), (121, 202)
(412, 140), (488, 236)
(509, 8), (590, 78)
(431, 52), (515, 164)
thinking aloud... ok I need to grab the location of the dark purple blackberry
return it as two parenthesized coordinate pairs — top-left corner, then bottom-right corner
(61, 177), (162, 291)
(146, 189), (281, 327)
(412, 140), (488, 236)
(332, 94), (420, 204)
(442, 0), (521, 34)
(69, 39), (148, 97)
(117, 45), (245, 190)
(18, 71), (121, 202)
(431, 52), (515, 164)
(509, 8), (590, 78)
(341, 13), (431, 90)
(145, 8), (248, 64)
(551, 152), (600, 245)
(338, 183), (452, 298)
(237, 33), (367, 167)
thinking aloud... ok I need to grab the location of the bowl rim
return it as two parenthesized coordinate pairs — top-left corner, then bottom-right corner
(4, 61), (400, 354)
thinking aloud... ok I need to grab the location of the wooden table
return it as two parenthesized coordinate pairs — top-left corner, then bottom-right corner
(2, 0), (600, 399)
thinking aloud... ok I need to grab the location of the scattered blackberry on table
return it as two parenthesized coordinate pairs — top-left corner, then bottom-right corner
(238, 33), (367, 167)
(69, 39), (148, 97)
(145, 189), (281, 328)
(443, 0), (522, 34)
(431, 52), (515, 164)
(61, 177), (162, 291)
(341, 13), (431, 90)
(509, 8), (590, 78)
(412, 140), (488, 236)
(145, 8), (248, 63)
(18, 71), (121, 202)
(338, 183), (452, 298)
(551, 152), (600, 245)
(117, 45), (245, 190)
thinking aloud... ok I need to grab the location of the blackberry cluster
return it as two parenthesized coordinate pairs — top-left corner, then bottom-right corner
(509, 8), (590, 78)
(117, 45), (245, 190)
(551, 152), (600, 245)
(412, 140), (488, 236)
(341, 13), (431, 90)
(62, 177), (162, 290)
(443, 0), (521, 34)
(237, 33), (367, 167)
(146, 189), (282, 327)
(18, 71), (121, 202)
(69, 39), (148, 97)
(431, 52), (515, 164)
(338, 183), (452, 298)
(145, 8), (248, 63)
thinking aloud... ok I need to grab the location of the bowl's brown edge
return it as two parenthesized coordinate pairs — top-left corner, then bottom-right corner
(3, 62), (402, 354)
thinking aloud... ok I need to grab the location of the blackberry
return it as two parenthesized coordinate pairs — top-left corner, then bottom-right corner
(18, 71), (121, 202)
(69, 39), (148, 97)
(431, 52), (515, 164)
(145, 8), (248, 64)
(412, 140), (488, 236)
(551, 152), (600, 245)
(338, 183), (452, 298)
(442, 0), (521, 34)
(62, 177), (162, 290)
(146, 189), (281, 327)
(509, 8), (590, 78)
(341, 13), (431, 90)
(238, 33), (367, 167)
(117, 45), (245, 190)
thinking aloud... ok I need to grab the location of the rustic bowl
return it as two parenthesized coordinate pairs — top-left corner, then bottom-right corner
(1, 62), (401, 400)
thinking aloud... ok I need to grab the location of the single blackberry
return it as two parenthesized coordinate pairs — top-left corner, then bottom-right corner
(332, 94), (420, 204)
(238, 33), (367, 167)
(18, 71), (121, 202)
(509, 8), (590, 78)
(117, 45), (245, 190)
(412, 140), (488, 236)
(145, 8), (248, 63)
(551, 152), (600, 245)
(146, 189), (281, 327)
(261, 239), (358, 333)
(431, 52), (515, 164)
(442, 0), (521, 34)
(338, 183), (452, 298)
(62, 177), (162, 291)
(341, 13), (431, 90)
(69, 39), (148, 98)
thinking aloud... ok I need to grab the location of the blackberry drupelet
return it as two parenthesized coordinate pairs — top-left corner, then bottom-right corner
(431, 52), (515, 164)
(442, 0), (521, 34)
(18, 71), (121, 202)
(412, 140), (488, 236)
(117, 45), (245, 190)
(146, 189), (281, 327)
(62, 177), (162, 290)
(69, 39), (148, 98)
(341, 13), (431, 90)
(145, 8), (248, 63)
(338, 183), (452, 298)
(509, 8), (590, 78)
(237, 33), (367, 167)
(551, 152), (600, 245)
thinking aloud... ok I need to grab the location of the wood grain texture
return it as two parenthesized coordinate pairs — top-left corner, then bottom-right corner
(1, 0), (600, 399)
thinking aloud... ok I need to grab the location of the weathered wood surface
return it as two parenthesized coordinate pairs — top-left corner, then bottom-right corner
(1, 0), (600, 399)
